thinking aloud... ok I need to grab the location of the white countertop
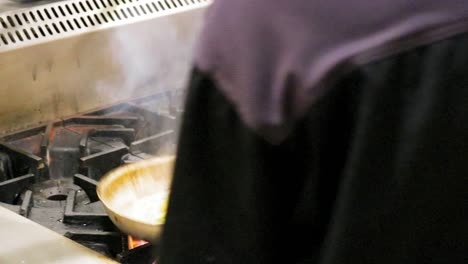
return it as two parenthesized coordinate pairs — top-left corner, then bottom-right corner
(0, 206), (118, 264)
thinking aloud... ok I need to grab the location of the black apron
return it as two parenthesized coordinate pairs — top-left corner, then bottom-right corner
(160, 32), (468, 264)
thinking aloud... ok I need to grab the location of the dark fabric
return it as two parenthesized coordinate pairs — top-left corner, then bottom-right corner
(196, 0), (468, 143)
(160, 32), (468, 264)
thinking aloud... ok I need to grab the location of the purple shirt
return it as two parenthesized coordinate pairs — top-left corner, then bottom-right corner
(195, 0), (468, 143)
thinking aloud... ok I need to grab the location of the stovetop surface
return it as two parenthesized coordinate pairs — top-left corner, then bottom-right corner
(0, 90), (183, 262)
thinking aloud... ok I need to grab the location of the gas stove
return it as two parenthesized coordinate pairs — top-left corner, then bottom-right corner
(0, 90), (183, 263)
(0, 0), (210, 261)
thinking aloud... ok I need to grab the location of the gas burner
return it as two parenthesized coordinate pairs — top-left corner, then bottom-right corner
(0, 90), (183, 262)
(118, 243), (159, 264)
(21, 179), (87, 207)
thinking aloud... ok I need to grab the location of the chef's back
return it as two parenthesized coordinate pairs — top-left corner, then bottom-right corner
(160, 1), (468, 263)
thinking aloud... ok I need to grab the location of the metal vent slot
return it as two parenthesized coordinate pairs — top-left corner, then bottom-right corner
(79, 2), (87, 12)
(113, 10), (122, 19)
(99, 0), (107, 8)
(66, 20), (74, 30)
(0, 0), (211, 50)
(93, 14), (102, 24)
(14, 15), (23, 26)
(87, 15), (95, 26)
(73, 18), (81, 29)
(151, 2), (159, 11)
(7, 16), (15, 27)
(120, 9), (128, 19)
(36, 10), (45, 21)
(44, 24), (53, 35)
(52, 23), (60, 33)
(59, 21), (67, 32)
(80, 17), (88, 27)
(100, 12), (108, 22)
(15, 30), (23, 41)
(146, 3), (154, 12)
(126, 7), (134, 17)
(86, 1), (94, 11)
(0, 33), (8, 44)
(51, 7), (59, 18)
(0, 18), (7, 29)
(37, 26), (46, 37)
(7, 31), (15, 43)
(65, 5), (73, 15)
(139, 5), (147, 14)
(58, 6), (66, 16)
(29, 12), (37, 22)
(93, 0), (101, 9)
(22, 13), (30, 24)
(43, 9), (52, 20)
(133, 6), (141, 16)
(30, 28), (39, 38)
(22, 29), (31, 39)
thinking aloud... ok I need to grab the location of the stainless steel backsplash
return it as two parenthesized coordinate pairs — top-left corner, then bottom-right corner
(0, 0), (210, 134)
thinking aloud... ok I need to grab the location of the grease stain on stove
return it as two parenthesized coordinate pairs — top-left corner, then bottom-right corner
(32, 64), (37, 81)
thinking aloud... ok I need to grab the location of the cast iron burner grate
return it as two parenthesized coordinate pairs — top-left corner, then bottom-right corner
(0, 90), (183, 262)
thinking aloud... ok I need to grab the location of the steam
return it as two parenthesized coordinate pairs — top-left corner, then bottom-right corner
(96, 16), (195, 102)
(95, 11), (204, 156)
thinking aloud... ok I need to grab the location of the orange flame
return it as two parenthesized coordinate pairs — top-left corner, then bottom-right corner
(128, 235), (149, 250)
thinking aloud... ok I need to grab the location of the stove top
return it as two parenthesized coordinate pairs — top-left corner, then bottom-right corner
(0, 89), (183, 263)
